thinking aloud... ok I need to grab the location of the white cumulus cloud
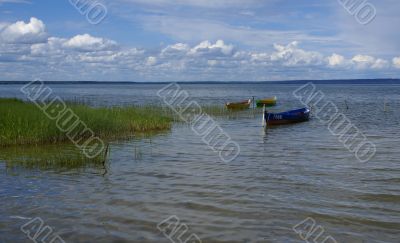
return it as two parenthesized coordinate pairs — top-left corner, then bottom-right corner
(371, 58), (389, 69)
(271, 41), (323, 66)
(393, 57), (400, 69)
(352, 55), (375, 69)
(161, 43), (190, 57)
(1, 17), (400, 81)
(327, 53), (345, 67)
(146, 56), (158, 66)
(0, 17), (47, 44)
(351, 55), (389, 69)
(63, 34), (117, 52)
(189, 40), (234, 57)
(31, 37), (66, 56)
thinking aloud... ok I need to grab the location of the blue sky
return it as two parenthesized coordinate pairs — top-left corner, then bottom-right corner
(0, 0), (399, 81)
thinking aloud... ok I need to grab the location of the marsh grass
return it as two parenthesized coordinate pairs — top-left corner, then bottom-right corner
(0, 98), (266, 170)
(1, 144), (107, 170)
(0, 98), (172, 147)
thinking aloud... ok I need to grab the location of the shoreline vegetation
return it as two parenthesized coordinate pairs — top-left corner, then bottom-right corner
(0, 98), (173, 169)
(0, 98), (264, 169)
(2, 145), (106, 170)
(0, 98), (269, 148)
(0, 98), (173, 147)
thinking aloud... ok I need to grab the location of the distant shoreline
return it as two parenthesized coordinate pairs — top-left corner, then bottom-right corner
(0, 79), (399, 85)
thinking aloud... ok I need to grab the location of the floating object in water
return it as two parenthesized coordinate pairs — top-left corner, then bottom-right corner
(264, 108), (310, 126)
(256, 96), (277, 107)
(226, 99), (251, 110)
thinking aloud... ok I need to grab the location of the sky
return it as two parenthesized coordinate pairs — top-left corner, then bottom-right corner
(0, 0), (399, 81)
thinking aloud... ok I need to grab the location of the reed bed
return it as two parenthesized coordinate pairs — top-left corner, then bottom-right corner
(0, 98), (172, 147)
(2, 144), (107, 170)
(0, 98), (265, 169)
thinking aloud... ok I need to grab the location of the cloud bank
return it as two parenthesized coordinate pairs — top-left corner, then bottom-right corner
(0, 17), (399, 81)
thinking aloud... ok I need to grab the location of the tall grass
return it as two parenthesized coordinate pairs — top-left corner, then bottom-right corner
(2, 144), (107, 170)
(0, 98), (172, 147)
(0, 98), (266, 169)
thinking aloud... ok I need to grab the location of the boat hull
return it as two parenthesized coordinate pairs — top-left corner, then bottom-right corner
(226, 99), (251, 110)
(256, 97), (277, 107)
(265, 108), (310, 126)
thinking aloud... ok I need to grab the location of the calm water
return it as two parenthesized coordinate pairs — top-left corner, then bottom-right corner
(1, 83), (399, 242)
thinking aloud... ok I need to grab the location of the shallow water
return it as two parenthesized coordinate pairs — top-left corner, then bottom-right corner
(1, 82), (400, 242)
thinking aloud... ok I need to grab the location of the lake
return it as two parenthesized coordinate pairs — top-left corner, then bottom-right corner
(1, 82), (399, 242)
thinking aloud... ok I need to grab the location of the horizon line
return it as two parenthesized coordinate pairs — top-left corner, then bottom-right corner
(0, 78), (399, 85)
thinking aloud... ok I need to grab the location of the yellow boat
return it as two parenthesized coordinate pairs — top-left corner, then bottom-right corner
(226, 99), (251, 110)
(256, 96), (277, 107)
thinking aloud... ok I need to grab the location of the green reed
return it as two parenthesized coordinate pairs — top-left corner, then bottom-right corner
(0, 98), (172, 147)
(1, 144), (107, 170)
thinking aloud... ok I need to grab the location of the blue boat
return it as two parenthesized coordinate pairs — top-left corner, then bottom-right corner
(264, 108), (310, 126)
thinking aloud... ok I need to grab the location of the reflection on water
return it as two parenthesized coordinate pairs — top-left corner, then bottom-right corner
(0, 144), (107, 173)
(1, 83), (400, 242)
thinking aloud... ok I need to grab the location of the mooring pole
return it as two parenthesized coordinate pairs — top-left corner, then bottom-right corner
(262, 104), (266, 127)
